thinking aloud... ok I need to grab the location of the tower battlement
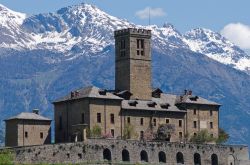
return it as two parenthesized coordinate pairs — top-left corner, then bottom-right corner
(114, 28), (151, 37)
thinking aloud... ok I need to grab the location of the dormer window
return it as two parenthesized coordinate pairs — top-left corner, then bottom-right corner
(147, 101), (156, 107)
(128, 100), (138, 106)
(160, 103), (170, 109)
(190, 96), (199, 101)
(99, 89), (107, 95)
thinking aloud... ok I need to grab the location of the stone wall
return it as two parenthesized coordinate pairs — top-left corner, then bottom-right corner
(9, 139), (249, 165)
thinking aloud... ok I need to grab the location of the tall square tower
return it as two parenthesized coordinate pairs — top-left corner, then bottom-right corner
(114, 28), (152, 100)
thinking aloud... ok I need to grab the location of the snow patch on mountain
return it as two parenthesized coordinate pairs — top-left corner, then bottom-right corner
(183, 28), (250, 73)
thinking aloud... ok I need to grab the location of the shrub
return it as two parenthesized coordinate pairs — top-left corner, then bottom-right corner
(90, 125), (102, 138)
(123, 124), (135, 139)
(190, 129), (214, 144)
(216, 128), (229, 144)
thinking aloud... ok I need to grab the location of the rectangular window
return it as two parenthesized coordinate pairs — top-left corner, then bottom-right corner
(140, 131), (144, 140)
(59, 116), (62, 130)
(111, 129), (114, 137)
(121, 39), (125, 49)
(40, 132), (43, 139)
(81, 113), (85, 124)
(97, 113), (101, 123)
(179, 132), (183, 138)
(141, 51), (144, 56)
(210, 110), (213, 116)
(25, 131), (28, 138)
(193, 121), (197, 128)
(153, 118), (156, 126)
(140, 118), (144, 125)
(210, 122), (213, 129)
(136, 39), (145, 55)
(179, 120), (182, 127)
(110, 114), (115, 124)
(141, 39), (144, 48)
(166, 118), (170, 124)
(194, 109), (197, 115)
(120, 51), (125, 57)
(127, 117), (130, 124)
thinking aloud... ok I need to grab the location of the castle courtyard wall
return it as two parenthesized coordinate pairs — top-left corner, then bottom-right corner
(9, 139), (249, 165)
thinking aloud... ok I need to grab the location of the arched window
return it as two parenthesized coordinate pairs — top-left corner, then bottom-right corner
(194, 153), (201, 165)
(211, 154), (218, 165)
(140, 150), (148, 162)
(103, 148), (111, 161)
(122, 149), (130, 162)
(228, 155), (235, 165)
(176, 152), (184, 164)
(158, 151), (166, 163)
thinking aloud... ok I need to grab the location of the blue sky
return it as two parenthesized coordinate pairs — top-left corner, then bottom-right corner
(0, 0), (250, 50)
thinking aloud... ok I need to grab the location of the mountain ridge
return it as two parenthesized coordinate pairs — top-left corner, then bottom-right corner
(0, 3), (250, 147)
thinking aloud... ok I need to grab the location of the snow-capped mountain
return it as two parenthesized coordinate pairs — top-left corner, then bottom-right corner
(184, 28), (250, 73)
(0, 4), (34, 49)
(1, 3), (250, 148)
(1, 3), (249, 73)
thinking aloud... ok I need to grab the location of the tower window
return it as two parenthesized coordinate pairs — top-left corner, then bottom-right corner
(140, 131), (144, 140)
(193, 121), (197, 128)
(140, 118), (144, 125)
(210, 110), (213, 116)
(127, 117), (130, 124)
(179, 120), (182, 127)
(210, 122), (213, 129)
(97, 113), (101, 123)
(136, 39), (145, 55)
(120, 39), (126, 56)
(111, 129), (114, 137)
(25, 132), (28, 138)
(40, 132), (43, 139)
(121, 39), (125, 49)
(110, 114), (115, 124)
(153, 118), (156, 126)
(194, 109), (197, 115)
(166, 118), (170, 124)
(179, 132), (183, 138)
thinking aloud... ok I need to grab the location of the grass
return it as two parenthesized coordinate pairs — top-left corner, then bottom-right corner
(0, 149), (13, 165)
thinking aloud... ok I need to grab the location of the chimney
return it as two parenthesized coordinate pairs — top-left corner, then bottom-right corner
(32, 109), (39, 115)
(188, 90), (192, 95)
(71, 91), (75, 98)
(184, 89), (187, 95)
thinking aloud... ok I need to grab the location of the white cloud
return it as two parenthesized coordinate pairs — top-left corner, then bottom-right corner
(135, 7), (166, 19)
(221, 23), (250, 49)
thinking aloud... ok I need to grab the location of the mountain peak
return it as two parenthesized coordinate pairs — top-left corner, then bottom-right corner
(0, 3), (26, 25)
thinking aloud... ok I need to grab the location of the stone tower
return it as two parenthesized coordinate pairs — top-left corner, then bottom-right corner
(114, 28), (152, 100)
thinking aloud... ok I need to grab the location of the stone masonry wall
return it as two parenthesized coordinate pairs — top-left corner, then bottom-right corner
(10, 139), (249, 165)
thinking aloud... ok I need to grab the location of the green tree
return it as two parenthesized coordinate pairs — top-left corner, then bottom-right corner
(90, 125), (102, 138)
(123, 124), (135, 139)
(216, 128), (229, 144)
(190, 129), (214, 144)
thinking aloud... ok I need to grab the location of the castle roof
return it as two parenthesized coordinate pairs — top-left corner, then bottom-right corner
(175, 94), (221, 106)
(53, 86), (123, 103)
(121, 94), (185, 113)
(5, 112), (51, 121)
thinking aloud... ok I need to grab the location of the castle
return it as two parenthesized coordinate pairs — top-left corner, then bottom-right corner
(3, 28), (250, 165)
(53, 28), (219, 143)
